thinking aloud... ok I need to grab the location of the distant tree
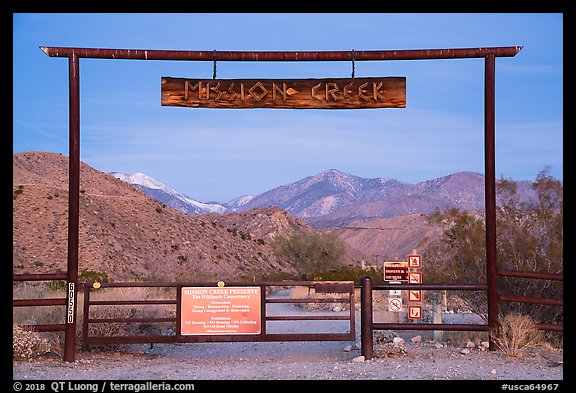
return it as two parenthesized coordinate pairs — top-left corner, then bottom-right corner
(271, 232), (345, 278)
(424, 169), (562, 326)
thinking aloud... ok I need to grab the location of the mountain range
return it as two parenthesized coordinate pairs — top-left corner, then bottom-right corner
(113, 168), (537, 228)
(13, 151), (541, 282)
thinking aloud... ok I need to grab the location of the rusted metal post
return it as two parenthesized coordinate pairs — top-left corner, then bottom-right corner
(175, 284), (182, 342)
(484, 53), (499, 350)
(64, 51), (80, 363)
(260, 283), (267, 338)
(82, 283), (90, 346)
(360, 276), (373, 360)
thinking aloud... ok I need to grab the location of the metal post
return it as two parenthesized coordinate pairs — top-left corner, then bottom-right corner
(175, 284), (182, 343)
(484, 53), (499, 350)
(64, 51), (80, 362)
(360, 276), (373, 360)
(82, 283), (90, 346)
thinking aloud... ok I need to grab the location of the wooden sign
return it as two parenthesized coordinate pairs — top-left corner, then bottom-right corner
(161, 77), (406, 109)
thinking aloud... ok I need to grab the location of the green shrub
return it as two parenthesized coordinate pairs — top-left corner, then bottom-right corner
(271, 232), (345, 278)
(79, 269), (109, 284)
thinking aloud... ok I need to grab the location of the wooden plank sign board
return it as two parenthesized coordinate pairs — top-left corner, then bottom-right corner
(161, 77), (406, 109)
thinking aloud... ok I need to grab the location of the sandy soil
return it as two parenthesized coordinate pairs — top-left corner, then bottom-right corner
(13, 293), (564, 382)
(13, 339), (564, 382)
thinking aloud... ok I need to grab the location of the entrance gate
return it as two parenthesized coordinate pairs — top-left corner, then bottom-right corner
(13, 45), (537, 362)
(81, 281), (355, 346)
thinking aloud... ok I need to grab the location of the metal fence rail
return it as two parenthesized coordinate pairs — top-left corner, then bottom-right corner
(359, 274), (563, 360)
(13, 273), (68, 333)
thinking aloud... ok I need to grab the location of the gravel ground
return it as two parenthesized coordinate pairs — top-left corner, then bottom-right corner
(13, 293), (564, 382)
(13, 339), (564, 381)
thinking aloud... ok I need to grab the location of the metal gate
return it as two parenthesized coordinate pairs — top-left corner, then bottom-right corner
(81, 280), (355, 346)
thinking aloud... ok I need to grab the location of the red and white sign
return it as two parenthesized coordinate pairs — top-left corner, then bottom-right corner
(388, 298), (403, 312)
(408, 272), (422, 284)
(384, 262), (409, 282)
(408, 305), (422, 319)
(180, 286), (261, 335)
(408, 290), (422, 302)
(408, 254), (422, 268)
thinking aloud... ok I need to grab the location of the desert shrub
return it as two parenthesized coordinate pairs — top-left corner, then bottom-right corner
(424, 169), (563, 328)
(13, 282), (66, 325)
(13, 324), (50, 360)
(79, 269), (109, 284)
(493, 313), (544, 357)
(271, 232), (345, 278)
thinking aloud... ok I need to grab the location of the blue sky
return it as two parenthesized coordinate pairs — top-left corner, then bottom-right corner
(12, 13), (563, 202)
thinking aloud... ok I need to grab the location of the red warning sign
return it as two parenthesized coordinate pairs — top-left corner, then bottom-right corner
(408, 290), (422, 302)
(408, 272), (422, 284)
(408, 254), (422, 268)
(408, 305), (422, 319)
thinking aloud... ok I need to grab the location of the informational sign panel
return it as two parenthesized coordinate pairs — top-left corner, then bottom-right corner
(161, 77), (406, 109)
(180, 286), (261, 335)
(384, 262), (409, 282)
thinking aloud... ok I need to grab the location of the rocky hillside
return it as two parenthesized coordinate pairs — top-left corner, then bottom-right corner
(12, 152), (324, 282)
(332, 214), (444, 262)
(199, 207), (367, 265)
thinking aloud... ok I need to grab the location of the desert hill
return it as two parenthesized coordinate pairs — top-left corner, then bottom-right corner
(12, 152), (328, 282)
(332, 214), (444, 263)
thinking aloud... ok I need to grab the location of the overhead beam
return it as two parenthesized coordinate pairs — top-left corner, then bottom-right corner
(40, 46), (523, 61)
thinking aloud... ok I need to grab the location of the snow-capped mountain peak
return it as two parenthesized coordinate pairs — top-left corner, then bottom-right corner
(112, 172), (168, 191)
(110, 172), (227, 215)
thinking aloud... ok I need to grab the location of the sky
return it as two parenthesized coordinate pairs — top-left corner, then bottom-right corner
(12, 13), (563, 202)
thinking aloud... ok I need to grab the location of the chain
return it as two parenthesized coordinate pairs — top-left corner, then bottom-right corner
(351, 49), (355, 79)
(213, 49), (217, 79)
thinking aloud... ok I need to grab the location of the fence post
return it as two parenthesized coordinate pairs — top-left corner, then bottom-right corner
(485, 53), (500, 350)
(82, 282), (90, 346)
(64, 51), (80, 363)
(360, 276), (373, 360)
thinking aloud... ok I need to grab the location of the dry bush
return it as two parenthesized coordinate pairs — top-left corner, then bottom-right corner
(493, 313), (544, 357)
(13, 324), (50, 360)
